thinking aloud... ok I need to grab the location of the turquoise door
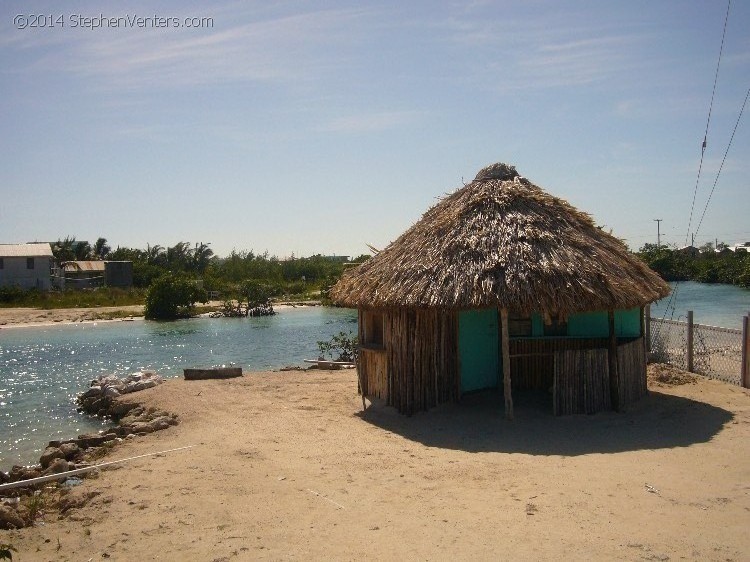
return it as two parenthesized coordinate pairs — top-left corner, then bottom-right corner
(459, 308), (499, 393)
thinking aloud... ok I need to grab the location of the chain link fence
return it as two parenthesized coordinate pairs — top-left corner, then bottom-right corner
(649, 315), (744, 386)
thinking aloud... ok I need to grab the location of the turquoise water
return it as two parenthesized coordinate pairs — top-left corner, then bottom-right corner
(650, 281), (750, 329)
(0, 307), (357, 468)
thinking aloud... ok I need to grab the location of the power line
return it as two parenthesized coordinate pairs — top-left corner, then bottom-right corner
(684, 0), (731, 246)
(694, 87), (750, 238)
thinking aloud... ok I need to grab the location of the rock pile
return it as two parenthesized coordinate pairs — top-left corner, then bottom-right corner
(77, 371), (163, 417)
(0, 371), (179, 529)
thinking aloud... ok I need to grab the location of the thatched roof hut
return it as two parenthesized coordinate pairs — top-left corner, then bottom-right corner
(332, 163), (670, 417)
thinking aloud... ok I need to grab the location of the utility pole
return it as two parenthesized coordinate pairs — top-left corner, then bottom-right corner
(654, 219), (663, 251)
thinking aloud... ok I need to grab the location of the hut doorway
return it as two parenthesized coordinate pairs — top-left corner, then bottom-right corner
(458, 309), (500, 393)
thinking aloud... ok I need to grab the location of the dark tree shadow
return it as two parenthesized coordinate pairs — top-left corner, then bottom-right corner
(356, 389), (733, 456)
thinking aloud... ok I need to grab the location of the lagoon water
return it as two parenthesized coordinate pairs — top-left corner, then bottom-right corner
(0, 307), (357, 468)
(650, 281), (750, 329)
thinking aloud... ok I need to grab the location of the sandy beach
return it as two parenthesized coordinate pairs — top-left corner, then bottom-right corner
(0, 306), (146, 328)
(0, 301), (316, 329)
(3, 366), (749, 561)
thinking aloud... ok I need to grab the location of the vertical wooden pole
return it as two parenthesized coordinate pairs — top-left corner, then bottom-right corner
(644, 305), (651, 354)
(687, 310), (694, 373)
(742, 314), (749, 389)
(608, 310), (620, 412)
(500, 308), (514, 420)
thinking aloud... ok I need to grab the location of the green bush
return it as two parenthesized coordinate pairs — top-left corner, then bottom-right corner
(317, 331), (358, 362)
(144, 274), (208, 320)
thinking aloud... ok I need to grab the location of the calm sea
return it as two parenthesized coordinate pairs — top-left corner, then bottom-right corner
(650, 281), (750, 329)
(0, 307), (357, 468)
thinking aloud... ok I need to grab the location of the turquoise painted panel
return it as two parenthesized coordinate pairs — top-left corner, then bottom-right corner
(531, 313), (544, 337)
(565, 308), (642, 337)
(615, 308), (641, 337)
(459, 309), (499, 393)
(568, 311), (609, 337)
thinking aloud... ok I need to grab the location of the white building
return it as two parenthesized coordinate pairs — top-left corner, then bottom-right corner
(0, 243), (54, 290)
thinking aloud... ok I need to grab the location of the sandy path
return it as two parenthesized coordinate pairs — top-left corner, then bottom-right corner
(5, 370), (750, 561)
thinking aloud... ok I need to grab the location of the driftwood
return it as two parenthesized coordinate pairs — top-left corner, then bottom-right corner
(184, 367), (243, 380)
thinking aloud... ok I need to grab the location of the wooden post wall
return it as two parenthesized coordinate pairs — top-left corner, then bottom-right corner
(742, 314), (749, 389)
(608, 310), (620, 412)
(687, 310), (694, 373)
(500, 308), (514, 420)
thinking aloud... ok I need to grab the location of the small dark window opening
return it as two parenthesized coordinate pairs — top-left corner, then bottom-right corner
(0, 258), (4, 269)
(364, 311), (384, 347)
(26, 257), (34, 270)
(543, 317), (568, 337)
(508, 315), (532, 337)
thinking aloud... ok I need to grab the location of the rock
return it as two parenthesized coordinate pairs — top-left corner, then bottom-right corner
(59, 442), (82, 460)
(44, 457), (70, 475)
(0, 470), (8, 484)
(108, 401), (139, 418)
(82, 386), (102, 398)
(76, 433), (114, 448)
(103, 387), (121, 399)
(39, 446), (66, 469)
(8, 465), (42, 482)
(0, 505), (26, 530)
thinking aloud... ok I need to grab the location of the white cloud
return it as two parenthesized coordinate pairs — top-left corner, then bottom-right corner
(3, 6), (372, 91)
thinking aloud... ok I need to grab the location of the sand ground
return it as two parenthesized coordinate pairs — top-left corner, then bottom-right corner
(4, 368), (749, 561)
(0, 305), (146, 328)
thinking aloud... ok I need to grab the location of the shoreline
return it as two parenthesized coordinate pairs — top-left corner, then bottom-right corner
(0, 300), (324, 330)
(3, 366), (749, 559)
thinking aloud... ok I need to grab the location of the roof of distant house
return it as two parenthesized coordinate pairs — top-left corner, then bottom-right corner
(0, 243), (53, 257)
(62, 261), (106, 272)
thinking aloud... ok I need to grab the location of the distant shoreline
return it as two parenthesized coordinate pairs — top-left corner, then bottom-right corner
(0, 300), (324, 330)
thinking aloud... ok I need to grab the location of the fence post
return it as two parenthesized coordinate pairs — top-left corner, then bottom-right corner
(644, 305), (651, 354)
(742, 314), (749, 388)
(686, 310), (694, 373)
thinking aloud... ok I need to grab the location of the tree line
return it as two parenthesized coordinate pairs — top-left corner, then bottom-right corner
(637, 243), (750, 288)
(50, 236), (370, 296)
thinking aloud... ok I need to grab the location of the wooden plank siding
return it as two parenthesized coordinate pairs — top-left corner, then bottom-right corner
(617, 338), (648, 408)
(356, 306), (647, 415)
(357, 308), (458, 415)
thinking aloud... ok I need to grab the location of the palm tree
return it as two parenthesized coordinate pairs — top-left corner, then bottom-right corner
(73, 241), (92, 261)
(146, 244), (166, 266)
(52, 236), (77, 263)
(166, 242), (191, 271)
(93, 238), (112, 260)
(191, 242), (214, 273)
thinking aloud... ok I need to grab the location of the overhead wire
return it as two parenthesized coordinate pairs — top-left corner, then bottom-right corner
(694, 87), (750, 237)
(653, 0), (733, 338)
(684, 0), (732, 246)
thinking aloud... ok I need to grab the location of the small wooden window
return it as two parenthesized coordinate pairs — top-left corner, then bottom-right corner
(364, 311), (384, 347)
(26, 258), (34, 269)
(508, 315), (532, 337)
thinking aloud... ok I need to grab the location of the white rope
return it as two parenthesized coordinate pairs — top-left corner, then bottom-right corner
(0, 445), (196, 493)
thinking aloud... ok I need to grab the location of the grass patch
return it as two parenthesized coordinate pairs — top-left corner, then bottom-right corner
(0, 287), (145, 309)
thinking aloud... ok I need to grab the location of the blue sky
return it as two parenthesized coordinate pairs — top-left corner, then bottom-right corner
(1, 1), (748, 258)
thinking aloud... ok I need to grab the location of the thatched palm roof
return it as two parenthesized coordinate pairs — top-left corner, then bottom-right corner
(331, 162), (670, 315)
